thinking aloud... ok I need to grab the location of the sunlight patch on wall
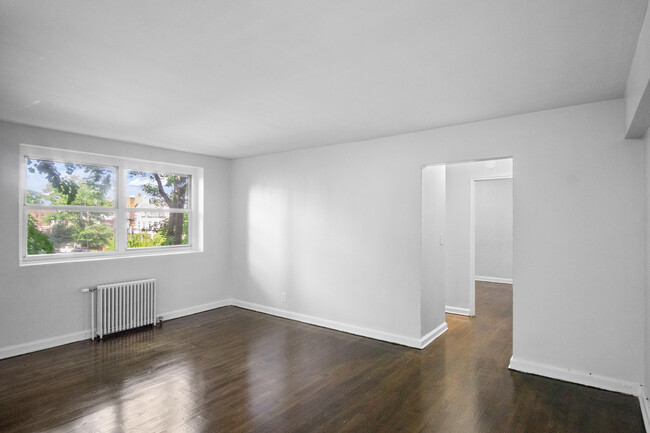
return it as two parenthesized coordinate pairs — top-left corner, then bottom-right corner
(248, 185), (289, 303)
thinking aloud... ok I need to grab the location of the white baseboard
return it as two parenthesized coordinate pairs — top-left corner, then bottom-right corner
(231, 299), (430, 349)
(508, 356), (641, 396)
(420, 322), (448, 349)
(159, 299), (233, 321)
(475, 276), (513, 284)
(640, 386), (650, 433)
(445, 306), (471, 316)
(1, 297), (451, 359)
(0, 330), (92, 360)
(0, 299), (233, 360)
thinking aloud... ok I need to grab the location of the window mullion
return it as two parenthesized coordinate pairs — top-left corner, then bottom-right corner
(24, 204), (115, 212)
(126, 208), (190, 213)
(21, 145), (200, 263)
(115, 166), (127, 253)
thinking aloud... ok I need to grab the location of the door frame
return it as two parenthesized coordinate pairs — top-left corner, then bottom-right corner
(469, 175), (513, 316)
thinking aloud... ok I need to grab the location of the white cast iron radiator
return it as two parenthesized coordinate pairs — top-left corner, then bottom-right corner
(83, 279), (157, 339)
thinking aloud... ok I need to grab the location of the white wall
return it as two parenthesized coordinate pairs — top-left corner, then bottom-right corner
(445, 159), (513, 311)
(2, 98), (644, 392)
(625, 3), (650, 138)
(230, 140), (423, 340)
(475, 178), (513, 281)
(421, 165), (446, 337)
(645, 129), (650, 396)
(0, 121), (232, 357)
(231, 99), (645, 386)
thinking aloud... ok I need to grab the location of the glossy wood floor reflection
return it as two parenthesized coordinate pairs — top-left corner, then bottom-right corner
(0, 282), (644, 432)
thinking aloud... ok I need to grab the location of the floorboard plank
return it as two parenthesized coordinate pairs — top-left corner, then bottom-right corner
(0, 282), (644, 432)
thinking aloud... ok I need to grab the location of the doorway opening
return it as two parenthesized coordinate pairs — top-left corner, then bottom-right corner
(420, 156), (513, 331)
(469, 175), (513, 315)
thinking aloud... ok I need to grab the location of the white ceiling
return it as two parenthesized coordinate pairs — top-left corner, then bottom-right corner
(0, 1), (646, 158)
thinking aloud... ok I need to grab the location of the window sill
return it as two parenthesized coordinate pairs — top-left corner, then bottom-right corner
(19, 247), (202, 266)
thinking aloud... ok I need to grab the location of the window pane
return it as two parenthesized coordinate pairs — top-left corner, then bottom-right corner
(127, 212), (189, 248)
(27, 210), (115, 255)
(127, 171), (190, 209)
(26, 158), (114, 206)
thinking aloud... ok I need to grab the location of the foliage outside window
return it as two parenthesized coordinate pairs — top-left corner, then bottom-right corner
(126, 171), (190, 248)
(22, 146), (200, 263)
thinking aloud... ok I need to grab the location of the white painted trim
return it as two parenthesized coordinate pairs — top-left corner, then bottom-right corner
(469, 180), (476, 316)
(420, 322), (448, 349)
(469, 174), (513, 317)
(0, 298), (232, 360)
(159, 299), (233, 321)
(475, 276), (513, 284)
(231, 299), (425, 348)
(0, 330), (92, 360)
(18, 143), (204, 265)
(0, 296), (465, 360)
(20, 249), (201, 267)
(640, 386), (650, 433)
(1, 297), (449, 359)
(508, 356), (642, 396)
(445, 306), (471, 316)
(176, 300), (447, 349)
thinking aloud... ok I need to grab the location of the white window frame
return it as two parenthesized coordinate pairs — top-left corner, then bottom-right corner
(19, 144), (204, 265)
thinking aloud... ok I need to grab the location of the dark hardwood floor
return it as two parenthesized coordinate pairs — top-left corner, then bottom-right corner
(0, 282), (644, 432)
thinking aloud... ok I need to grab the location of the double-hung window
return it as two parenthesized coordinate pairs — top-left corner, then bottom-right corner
(20, 144), (202, 264)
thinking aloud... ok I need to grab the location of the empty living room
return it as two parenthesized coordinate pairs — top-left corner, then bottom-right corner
(2, 1), (650, 432)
